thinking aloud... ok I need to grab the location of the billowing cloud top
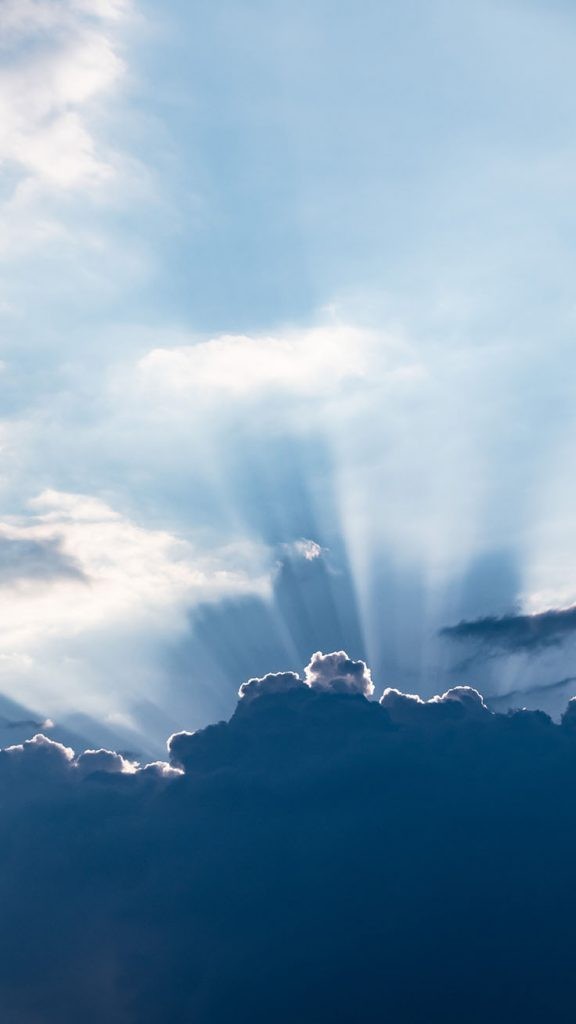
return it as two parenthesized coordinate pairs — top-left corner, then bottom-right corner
(304, 649), (375, 696)
(237, 651), (375, 704)
(238, 670), (306, 703)
(380, 684), (490, 724)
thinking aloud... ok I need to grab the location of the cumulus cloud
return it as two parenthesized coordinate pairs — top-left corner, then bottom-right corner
(2, 664), (576, 1021)
(380, 684), (490, 724)
(75, 747), (137, 777)
(561, 697), (576, 731)
(238, 670), (306, 703)
(304, 649), (375, 696)
(0, 732), (74, 787)
(0, 731), (174, 792)
(236, 651), (375, 705)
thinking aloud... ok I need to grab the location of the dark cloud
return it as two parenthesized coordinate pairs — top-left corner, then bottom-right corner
(440, 605), (576, 653)
(380, 684), (490, 724)
(0, 535), (85, 585)
(238, 670), (305, 703)
(75, 748), (137, 778)
(4, 657), (576, 1020)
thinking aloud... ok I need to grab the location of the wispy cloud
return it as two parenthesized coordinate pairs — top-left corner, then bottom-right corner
(441, 606), (576, 654)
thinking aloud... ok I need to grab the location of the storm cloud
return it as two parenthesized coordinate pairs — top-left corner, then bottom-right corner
(1, 651), (576, 1021)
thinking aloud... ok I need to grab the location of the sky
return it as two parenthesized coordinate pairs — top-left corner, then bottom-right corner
(2, 0), (576, 756)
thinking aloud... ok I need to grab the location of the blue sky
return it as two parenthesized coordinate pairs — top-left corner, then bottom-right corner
(2, 0), (576, 754)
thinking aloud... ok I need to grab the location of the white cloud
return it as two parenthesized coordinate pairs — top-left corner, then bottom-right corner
(0, 9), (125, 191)
(289, 539), (323, 561)
(0, 0), (132, 275)
(136, 325), (418, 400)
(0, 490), (274, 715)
(0, 489), (273, 644)
(304, 650), (375, 697)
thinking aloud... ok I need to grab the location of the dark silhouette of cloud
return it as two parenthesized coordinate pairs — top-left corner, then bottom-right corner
(3, 651), (576, 1021)
(380, 683), (490, 724)
(238, 669), (305, 703)
(440, 605), (576, 652)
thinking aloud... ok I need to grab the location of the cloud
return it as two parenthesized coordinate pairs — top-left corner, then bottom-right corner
(0, 0), (127, 193)
(0, 731), (174, 795)
(287, 538), (323, 561)
(304, 649), (375, 696)
(440, 606), (576, 653)
(380, 684), (490, 724)
(76, 747), (137, 776)
(0, 732), (75, 788)
(237, 670), (306, 703)
(3, 662), (576, 1020)
(0, 533), (85, 584)
(0, 0), (138, 274)
(0, 489), (276, 719)
(136, 325), (419, 402)
(0, 715), (53, 731)
(0, 489), (273, 646)
(236, 651), (375, 706)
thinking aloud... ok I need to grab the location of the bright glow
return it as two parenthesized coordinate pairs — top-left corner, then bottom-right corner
(137, 325), (418, 399)
(0, 4), (125, 191)
(0, 490), (274, 716)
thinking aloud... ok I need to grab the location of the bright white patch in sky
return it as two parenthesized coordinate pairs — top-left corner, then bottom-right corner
(140, 327), (369, 396)
(0, 490), (274, 720)
(290, 539), (322, 561)
(137, 325), (420, 401)
(0, 0), (125, 182)
(0, 0), (132, 262)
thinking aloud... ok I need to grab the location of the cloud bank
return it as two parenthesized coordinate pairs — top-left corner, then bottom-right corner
(2, 650), (576, 1021)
